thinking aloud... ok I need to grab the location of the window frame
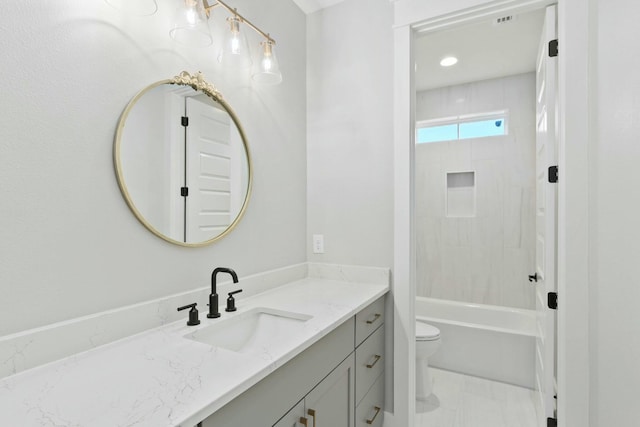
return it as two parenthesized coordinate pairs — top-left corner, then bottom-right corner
(415, 110), (509, 144)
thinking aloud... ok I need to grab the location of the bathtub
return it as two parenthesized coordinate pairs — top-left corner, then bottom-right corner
(416, 296), (537, 389)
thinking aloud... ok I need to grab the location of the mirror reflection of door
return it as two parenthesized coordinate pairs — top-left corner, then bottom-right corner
(185, 96), (233, 243)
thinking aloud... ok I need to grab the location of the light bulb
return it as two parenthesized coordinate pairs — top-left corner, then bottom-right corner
(262, 56), (273, 72)
(185, 7), (197, 26)
(231, 34), (241, 54)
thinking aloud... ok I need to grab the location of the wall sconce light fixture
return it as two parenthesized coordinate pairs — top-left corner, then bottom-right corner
(172, 0), (283, 85)
(106, 0), (282, 85)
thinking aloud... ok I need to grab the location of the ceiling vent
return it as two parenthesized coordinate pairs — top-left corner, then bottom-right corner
(493, 15), (516, 25)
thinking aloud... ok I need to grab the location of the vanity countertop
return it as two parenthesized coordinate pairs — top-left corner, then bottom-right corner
(0, 277), (388, 427)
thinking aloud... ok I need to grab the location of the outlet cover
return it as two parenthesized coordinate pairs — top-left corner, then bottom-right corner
(313, 234), (324, 254)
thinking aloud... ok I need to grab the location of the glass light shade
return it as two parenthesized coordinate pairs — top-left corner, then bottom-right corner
(105, 0), (158, 16)
(217, 16), (252, 69)
(252, 40), (283, 85)
(169, 0), (213, 47)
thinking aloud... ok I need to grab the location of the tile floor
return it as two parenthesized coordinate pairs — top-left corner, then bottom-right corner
(415, 368), (538, 427)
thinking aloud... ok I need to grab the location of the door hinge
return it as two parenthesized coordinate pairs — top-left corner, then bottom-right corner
(180, 187), (189, 197)
(181, 116), (189, 127)
(549, 39), (558, 57)
(547, 417), (558, 427)
(548, 292), (558, 310)
(548, 165), (558, 183)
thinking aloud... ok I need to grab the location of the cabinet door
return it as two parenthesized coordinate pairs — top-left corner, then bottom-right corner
(274, 400), (306, 427)
(304, 354), (355, 427)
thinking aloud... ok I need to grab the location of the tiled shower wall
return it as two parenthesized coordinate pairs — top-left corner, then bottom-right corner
(415, 73), (536, 309)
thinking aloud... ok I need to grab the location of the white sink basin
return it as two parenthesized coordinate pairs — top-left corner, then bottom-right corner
(184, 307), (313, 353)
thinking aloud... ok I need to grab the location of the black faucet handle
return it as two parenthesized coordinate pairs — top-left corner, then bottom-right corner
(225, 289), (243, 312)
(177, 303), (201, 326)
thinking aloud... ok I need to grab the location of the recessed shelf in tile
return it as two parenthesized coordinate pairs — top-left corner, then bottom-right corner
(446, 171), (475, 217)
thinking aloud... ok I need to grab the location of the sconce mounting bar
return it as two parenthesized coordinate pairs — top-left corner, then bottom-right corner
(203, 0), (276, 44)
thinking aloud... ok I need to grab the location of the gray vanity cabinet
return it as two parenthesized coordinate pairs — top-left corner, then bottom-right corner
(199, 295), (385, 427)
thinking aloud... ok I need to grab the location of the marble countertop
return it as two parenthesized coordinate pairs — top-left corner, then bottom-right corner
(0, 277), (388, 427)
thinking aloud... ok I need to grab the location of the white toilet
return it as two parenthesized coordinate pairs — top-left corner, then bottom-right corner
(415, 320), (441, 401)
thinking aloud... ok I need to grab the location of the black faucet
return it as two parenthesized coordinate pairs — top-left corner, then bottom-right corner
(208, 267), (238, 318)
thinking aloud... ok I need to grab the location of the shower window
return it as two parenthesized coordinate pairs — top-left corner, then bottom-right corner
(416, 110), (508, 144)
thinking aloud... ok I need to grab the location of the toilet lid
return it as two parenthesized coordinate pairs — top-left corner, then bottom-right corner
(416, 321), (440, 340)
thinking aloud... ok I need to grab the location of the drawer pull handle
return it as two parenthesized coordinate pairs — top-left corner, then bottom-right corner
(300, 416), (308, 426)
(366, 406), (381, 424)
(307, 409), (316, 427)
(366, 354), (381, 369)
(366, 313), (381, 325)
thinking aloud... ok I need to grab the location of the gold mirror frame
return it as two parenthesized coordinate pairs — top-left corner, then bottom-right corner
(113, 71), (253, 247)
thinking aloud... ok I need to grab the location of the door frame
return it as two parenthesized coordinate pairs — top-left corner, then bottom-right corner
(391, 1), (591, 426)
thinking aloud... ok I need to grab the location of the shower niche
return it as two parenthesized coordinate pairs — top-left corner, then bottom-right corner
(446, 171), (475, 217)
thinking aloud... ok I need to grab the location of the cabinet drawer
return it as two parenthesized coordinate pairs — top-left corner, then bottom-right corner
(355, 374), (384, 427)
(355, 326), (384, 405)
(355, 296), (385, 346)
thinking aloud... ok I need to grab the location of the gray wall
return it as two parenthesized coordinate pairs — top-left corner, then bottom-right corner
(306, 0), (394, 268)
(0, 0), (307, 336)
(415, 73), (536, 309)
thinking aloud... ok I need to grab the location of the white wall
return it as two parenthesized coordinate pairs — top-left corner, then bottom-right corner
(415, 73), (536, 309)
(590, 0), (640, 424)
(0, 0), (307, 336)
(306, 0), (394, 268)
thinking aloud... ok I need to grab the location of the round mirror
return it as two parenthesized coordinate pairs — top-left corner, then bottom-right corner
(114, 71), (252, 247)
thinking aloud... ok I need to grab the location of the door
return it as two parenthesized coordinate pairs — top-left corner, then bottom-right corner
(534, 4), (558, 425)
(185, 96), (233, 242)
(305, 355), (355, 427)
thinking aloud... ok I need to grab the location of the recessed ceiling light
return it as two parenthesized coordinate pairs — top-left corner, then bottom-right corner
(440, 56), (458, 67)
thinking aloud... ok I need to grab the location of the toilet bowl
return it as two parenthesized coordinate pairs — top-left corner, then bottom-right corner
(416, 320), (441, 401)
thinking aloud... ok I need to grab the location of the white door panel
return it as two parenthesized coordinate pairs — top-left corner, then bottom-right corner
(186, 97), (232, 242)
(534, 5), (558, 425)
